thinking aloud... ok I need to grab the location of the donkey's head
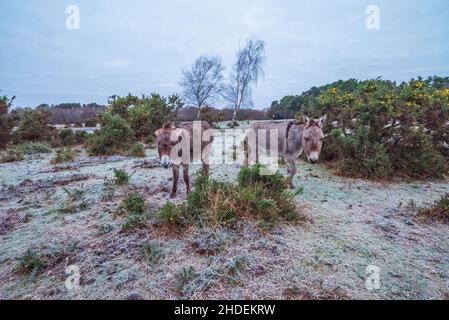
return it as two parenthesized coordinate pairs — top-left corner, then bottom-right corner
(302, 115), (327, 164)
(154, 122), (181, 169)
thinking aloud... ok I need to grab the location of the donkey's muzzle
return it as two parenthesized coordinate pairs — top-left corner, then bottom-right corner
(160, 155), (172, 169)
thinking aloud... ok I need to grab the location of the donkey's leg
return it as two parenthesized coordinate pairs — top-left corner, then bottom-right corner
(201, 160), (210, 175)
(183, 164), (191, 194)
(285, 156), (297, 189)
(171, 165), (179, 198)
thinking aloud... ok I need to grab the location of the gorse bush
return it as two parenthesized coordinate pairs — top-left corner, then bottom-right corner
(113, 168), (131, 186)
(86, 112), (135, 156)
(0, 90), (15, 149)
(418, 194), (449, 223)
(270, 77), (449, 180)
(58, 129), (75, 146)
(12, 109), (56, 144)
(84, 117), (97, 127)
(109, 93), (182, 141)
(159, 165), (304, 229)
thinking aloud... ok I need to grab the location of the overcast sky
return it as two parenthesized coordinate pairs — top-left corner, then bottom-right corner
(1, 0), (448, 109)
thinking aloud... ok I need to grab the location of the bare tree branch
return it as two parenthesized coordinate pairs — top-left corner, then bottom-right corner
(179, 55), (225, 119)
(224, 38), (266, 122)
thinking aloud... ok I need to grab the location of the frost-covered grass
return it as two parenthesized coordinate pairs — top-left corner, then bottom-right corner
(0, 123), (449, 300)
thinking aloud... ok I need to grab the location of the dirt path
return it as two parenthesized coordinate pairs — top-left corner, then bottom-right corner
(0, 148), (448, 300)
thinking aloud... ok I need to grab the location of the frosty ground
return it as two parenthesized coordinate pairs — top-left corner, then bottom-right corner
(0, 134), (448, 300)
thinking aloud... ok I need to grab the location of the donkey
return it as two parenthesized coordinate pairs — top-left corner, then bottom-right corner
(154, 121), (214, 197)
(246, 115), (327, 188)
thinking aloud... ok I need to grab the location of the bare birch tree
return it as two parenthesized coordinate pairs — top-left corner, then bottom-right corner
(225, 38), (265, 122)
(180, 55), (225, 119)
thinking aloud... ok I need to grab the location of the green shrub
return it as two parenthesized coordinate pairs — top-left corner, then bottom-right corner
(418, 194), (449, 223)
(0, 142), (53, 163)
(74, 131), (89, 145)
(0, 91), (14, 149)
(16, 242), (80, 276)
(51, 148), (76, 164)
(86, 112), (135, 156)
(16, 249), (44, 275)
(159, 165), (304, 229)
(0, 148), (24, 163)
(141, 242), (164, 266)
(116, 193), (148, 231)
(272, 77), (449, 180)
(84, 117), (98, 127)
(159, 202), (184, 226)
(58, 129), (75, 146)
(18, 142), (52, 155)
(113, 168), (131, 186)
(128, 142), (145, 157)
(12, 109), (55, 144)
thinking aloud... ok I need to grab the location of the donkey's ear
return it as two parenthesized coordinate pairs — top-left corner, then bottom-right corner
(303, 115), (311, 126)
(317, 115), (327, 128)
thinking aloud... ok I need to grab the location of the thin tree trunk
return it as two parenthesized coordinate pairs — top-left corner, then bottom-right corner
(232, 108), (238, 122)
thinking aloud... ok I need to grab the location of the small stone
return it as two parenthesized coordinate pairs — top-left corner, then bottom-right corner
(127, 292), (143, 300)
(105, 265), (116, 276)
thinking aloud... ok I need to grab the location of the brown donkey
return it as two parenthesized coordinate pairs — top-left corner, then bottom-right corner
(155, 121), (214, 197)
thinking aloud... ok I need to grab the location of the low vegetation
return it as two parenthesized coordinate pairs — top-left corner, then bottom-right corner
(51, 148), (76, 164)
(112, 168), (132, 186)
(128, 142), (145, 157)
(159, 165), (305, 229)
(56, 187), (89, 214)
(141, 242), (164, 266)
(115, 193), (149, 231)
(0, 148), (24, 163)
(418, 194), (449, 223)
(16, 241), (80, 276)
(0, 142), (52, 163)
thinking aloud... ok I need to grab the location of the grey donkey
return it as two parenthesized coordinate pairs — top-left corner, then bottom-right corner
(246, 115), (327, 188)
